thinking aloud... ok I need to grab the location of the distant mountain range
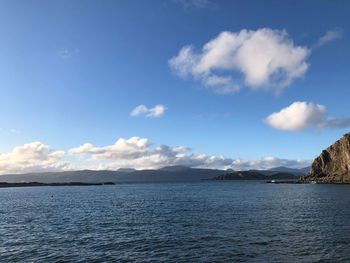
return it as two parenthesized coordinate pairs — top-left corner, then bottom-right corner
(0, 165), (311, 183)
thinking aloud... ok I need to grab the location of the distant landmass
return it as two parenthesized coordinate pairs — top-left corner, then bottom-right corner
(0, 165), (310, 183)
(249, 166), (310, 176)
(0, 182), (114, 188)
(209, 171), (298, 180)
(301, 133), (350, 183)
(268, 166), (311, 175)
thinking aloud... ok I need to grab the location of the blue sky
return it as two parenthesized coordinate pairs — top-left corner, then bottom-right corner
(0, 0), (349, 173)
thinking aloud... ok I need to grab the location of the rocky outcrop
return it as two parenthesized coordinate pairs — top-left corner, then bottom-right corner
(300, 133), (350, 183)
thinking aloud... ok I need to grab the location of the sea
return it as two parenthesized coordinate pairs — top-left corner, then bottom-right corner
(1, 181), (350, 262)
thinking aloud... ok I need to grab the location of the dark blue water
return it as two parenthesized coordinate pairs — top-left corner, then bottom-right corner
(1, 181), (350, 262)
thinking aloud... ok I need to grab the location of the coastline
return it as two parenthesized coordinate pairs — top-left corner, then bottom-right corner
(0, 182), (115, 188)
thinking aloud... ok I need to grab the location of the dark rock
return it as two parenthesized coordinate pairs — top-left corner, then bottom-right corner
(300, 133), (350, 183)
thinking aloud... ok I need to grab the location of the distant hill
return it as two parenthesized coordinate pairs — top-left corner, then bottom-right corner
(0, 165), (308, 183)
(0, 167), (223, 183)
(209, 171), (298, 180)
(117, 168), (136, 173)
(248, 166), (310, 176)
(267, 166), (311, 175)
(158, 165), (190, 172)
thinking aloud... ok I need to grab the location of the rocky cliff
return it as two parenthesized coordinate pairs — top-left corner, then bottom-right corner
(300, 133), (350, 183)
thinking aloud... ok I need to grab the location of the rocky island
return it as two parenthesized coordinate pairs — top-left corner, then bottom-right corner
(300, 132), (350, 183)
(209, 170), (298, 180)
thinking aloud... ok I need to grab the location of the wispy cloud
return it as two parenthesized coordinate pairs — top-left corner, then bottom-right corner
(193, 112), (231, 120)
(9, 129), (20, 134)
(58, 48), (80, 59)
(59, 49), (71, 59)
(264, 101), (350, 131)
(169, 28), (310, 95)
(0, 128), (21, 134)
(175, 0), (213, 9)
(315, 29), (343, 47)
(130, 104), (167, 118)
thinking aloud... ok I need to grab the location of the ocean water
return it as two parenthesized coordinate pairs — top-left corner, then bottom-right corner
(1, 181), (350, 262)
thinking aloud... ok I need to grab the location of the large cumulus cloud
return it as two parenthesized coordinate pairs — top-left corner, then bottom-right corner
(169, 28), (310, 94)
(0, 142), (71, 174)
(264, 102), (350, 131)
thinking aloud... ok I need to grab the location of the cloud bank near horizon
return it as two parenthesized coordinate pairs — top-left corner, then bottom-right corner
(69, 137), (311, 171)
(264, 101), (350, 131)
(0, 142), (72, 175)
(169, 28), (310, 94)
(0, 137), (311, 175)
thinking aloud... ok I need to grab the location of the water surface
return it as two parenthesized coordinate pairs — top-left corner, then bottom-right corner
(1, 181), (350, 262)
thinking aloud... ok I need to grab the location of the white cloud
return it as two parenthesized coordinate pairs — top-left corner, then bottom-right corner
(0, 142), (70, 174)
(69, 136), (310, 171)
(130, 104), (167, 118)
(169, 28), (310, 94)
(69, 137), (151, 160)
(316, 29), (343, 47)
(0, 138), (311, 174)
(264, 101), (350, 131)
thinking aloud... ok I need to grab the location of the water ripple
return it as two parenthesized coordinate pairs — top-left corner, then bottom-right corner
(1, 182), (350, 262)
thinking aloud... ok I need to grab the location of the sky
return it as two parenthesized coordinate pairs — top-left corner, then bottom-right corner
(0, 0), (349, 174)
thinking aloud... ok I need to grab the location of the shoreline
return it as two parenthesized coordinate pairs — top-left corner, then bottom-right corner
(266, 180), (350, 184)
(0, 182), (115, 188)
